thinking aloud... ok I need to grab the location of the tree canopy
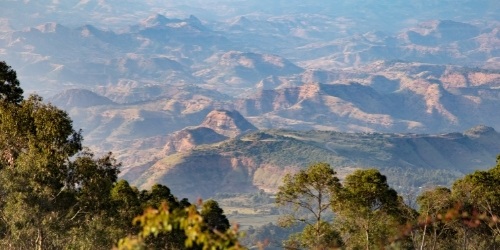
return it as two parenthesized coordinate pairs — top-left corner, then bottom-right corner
(0, 61), (23, 104)
(332, 169), (413, 249)
(276, 162), (343, 249)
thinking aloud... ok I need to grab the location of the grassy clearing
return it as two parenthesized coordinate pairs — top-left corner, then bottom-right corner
(227, 213), (281, 229)
(212, 192), (280, 229)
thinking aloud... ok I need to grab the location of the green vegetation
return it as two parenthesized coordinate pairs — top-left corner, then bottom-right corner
(276, 162), (342, 249)
(210, 134), (344, 167)
(0, 61), (23, 104)
(268, 159), (500, 249)
(332, 169), (414, 249)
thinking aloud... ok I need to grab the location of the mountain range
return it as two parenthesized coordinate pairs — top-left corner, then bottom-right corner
(1, 0), (499, 198)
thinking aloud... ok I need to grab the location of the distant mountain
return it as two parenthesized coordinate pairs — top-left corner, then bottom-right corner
(296, 20), (500, 69)
(50, 62), (500, 174)
(2, 0), (497, 31)
(402, 20), (480, 46)
(163, 127), (228, 155)
(1, 1), (499, 200)
(0, 0), (159, 29)
(2, 13), (497, 96)
(130, 126), (500, 199)
(162, 109), (255, 155)
(0, 14), (229, 94)
(231, 63), (500, 133)
(199, 109), (257, 137)
(48, 89), (115, 108)
(195, 51), (303, 95)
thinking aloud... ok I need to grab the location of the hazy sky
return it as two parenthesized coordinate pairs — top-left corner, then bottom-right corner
(1, 0), (498, 31)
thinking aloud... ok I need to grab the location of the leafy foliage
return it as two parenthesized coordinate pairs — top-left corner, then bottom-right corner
(0, 61), (23, 104)
(332, 169), (415, 249)
(202, 200), (231, 233)
(117, 201), (244, 250)
(415, 187), (457, 249)
(276, 162), (343, 249)
(0, 93), (90, 249)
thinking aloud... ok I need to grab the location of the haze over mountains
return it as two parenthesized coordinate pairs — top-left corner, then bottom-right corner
(1, 0), (499, 197)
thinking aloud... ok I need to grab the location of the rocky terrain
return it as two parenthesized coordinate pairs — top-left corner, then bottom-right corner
(1, 0), (499, 198)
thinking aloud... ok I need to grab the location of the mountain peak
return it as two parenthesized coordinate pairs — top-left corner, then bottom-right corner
(188, 15), (202, 24)
(140, 14), (172, 27)
(200, 109), (257, 137)
(48, 89), (115, 108)
(464, 125), (497, 138)
(163, 127), (228, 155)
(36, 22), (68, 33)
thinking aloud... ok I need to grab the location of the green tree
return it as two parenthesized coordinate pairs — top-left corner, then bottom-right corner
(117, 202), (243, 250)
(69, 149), (121, 214)
(111, 181), (201, 249)
(140, 184), (181, 210)
(0, 96), (83, 249)
(449, 155), (500, 249)
(332, 169), (412, 250)
(201, 200), (230, 233)
(0, 62), (122, 249)
(64, 150), (122, 249)
(416, 187), (457, 250)
(139, 184), (193, 249)
(276, 162), (343, 249)
(406, 155), (500, 250)
(111, 180), (142, 229)
(0, 61), (23, 104)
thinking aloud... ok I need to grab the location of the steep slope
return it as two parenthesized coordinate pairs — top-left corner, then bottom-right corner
(163, 127), (228, 155)
(232, 63), (500, 133)
(199, 109), (258, 137)
(161, 109), (256, 155)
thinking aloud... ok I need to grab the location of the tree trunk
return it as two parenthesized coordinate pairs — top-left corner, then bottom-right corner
(316, 191), (322, 248)
(462, 226), (467, 250)
(36, 228), (43, 250)
(431, 226), (437, 250)
(365, 229), (370, 250)
(420, 213), (427, 250)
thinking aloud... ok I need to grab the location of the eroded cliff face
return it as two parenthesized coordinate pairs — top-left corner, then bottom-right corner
(161, 109), (256, 157)
(199, 109), (257, 137)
